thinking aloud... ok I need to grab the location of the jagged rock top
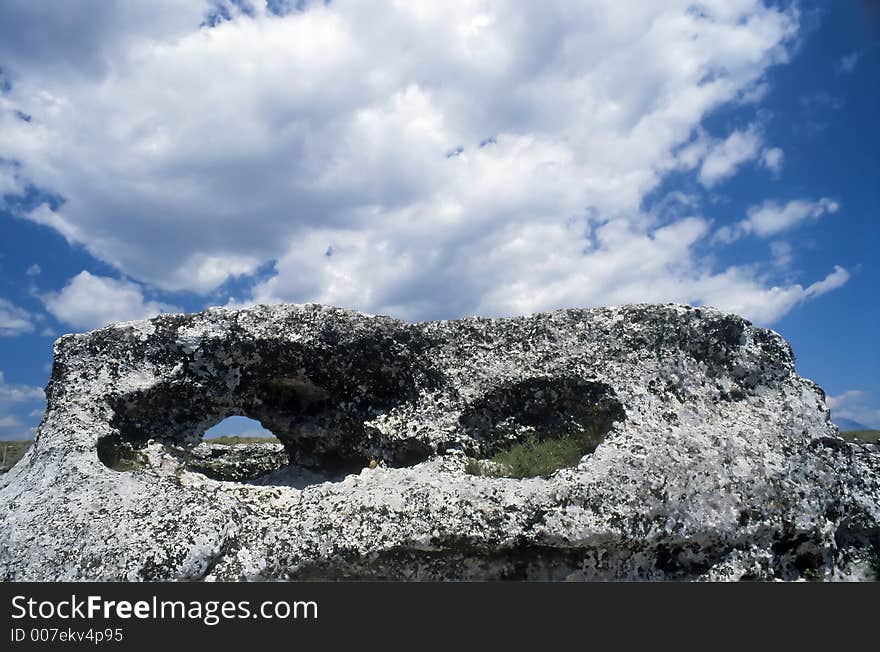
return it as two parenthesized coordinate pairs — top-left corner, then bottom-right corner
(1, 303), (877, 580)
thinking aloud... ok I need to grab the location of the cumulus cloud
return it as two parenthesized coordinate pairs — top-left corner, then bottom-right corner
(0, 298), (34, 336)
(0, 158), (24, 196)
(42, 271), (180, 331)
(676, 264), (848, 324)
(0, 1), (847, 326)
(698, 124), (763, 187)
(760, 147), (784, 175)
(828, 390), (880, 429)
(0, 0), (207, 80)
(714, 197), (839, 243)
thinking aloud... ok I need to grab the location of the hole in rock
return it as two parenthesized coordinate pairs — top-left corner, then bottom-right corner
(459, 376), (625, 479)
(187, 416), (287, 483)
(97, 336), (437, 485)
(97, 414), (293, 483)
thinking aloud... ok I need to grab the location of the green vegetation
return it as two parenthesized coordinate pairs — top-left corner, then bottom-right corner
(103, 444), (146, 472)
(0, 440), (33, 474)
(802, 567), (824, 582)
(464, 457), (484, 476)
(206, 435), (281, 445)
(840, 430), (880, 444)
(466, 426), (604, 479)
(109, 454), (145, 472)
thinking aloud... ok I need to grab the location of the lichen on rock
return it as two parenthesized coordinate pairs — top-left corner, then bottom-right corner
(0, 303), (877, 581)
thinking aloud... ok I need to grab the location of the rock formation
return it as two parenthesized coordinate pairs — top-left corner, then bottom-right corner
(0, 303), (877, 580)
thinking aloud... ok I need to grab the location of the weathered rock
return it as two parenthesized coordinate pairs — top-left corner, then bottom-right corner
(0, 303), (877, 581)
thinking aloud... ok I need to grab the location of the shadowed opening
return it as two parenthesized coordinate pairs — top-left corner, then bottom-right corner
(459, 376), (625, 478)
(96, 333), (436, 483)
(179, 416), (286, 482)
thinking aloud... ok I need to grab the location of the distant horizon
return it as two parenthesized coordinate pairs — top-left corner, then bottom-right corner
(2, 405), (874, 444)
(1, 1), (878, 437)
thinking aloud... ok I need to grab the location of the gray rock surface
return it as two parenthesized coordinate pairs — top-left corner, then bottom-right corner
(0, 303), (877, 581)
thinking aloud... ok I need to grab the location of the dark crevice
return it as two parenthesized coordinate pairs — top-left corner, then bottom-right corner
(285, 542), (715, 581)
(459, 376), (625, 455)
(459, 376), (625, 477)
(196, 537), (238, 581)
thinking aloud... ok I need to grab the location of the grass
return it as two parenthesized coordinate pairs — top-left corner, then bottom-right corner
(465, 425), (880, 480)
(802, 567), (824, 582)
(464, 457), (484, 476)
(109, 455), (144, 472)
(840, 430), (880, 444)
(0, 440), (33, 474)
(466, 426), (605, 479)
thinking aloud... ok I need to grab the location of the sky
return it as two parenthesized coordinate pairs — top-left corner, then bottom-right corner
(0, 0), (877, 439)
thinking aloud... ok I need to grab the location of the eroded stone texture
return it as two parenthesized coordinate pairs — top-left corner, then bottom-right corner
(0, 303), (877, 581)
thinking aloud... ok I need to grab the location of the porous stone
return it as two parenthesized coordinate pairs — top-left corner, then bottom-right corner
(0, 303), (877, 581)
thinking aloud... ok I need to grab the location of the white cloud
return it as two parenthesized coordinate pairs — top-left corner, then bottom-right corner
(1, 1), (845, 326)
(799, 91), (844, 112)
(22, 204), (82, 246)
(0, 0), (208, 81)
(673, 264), (848, 324)
(0, 415), (24, 440)
(737, 81), (771, 104)
(0, 298), (34, 336)
(769, 240), (793, 268)
(25, 264), (41, 276)
(715, 197), (839, 243)
(835, 51), (860, 75)
(0, 159), (24, 196)
(0, 369), (43, 439)
(0, 370), (44, 405)
(42, 271), (180, 331)
(803, 265), (849, 298)
(760, 147), (784, 175)
(828, 390), (880, 429)
(698, 124), (763, 187)
(0, 415), (38, 439)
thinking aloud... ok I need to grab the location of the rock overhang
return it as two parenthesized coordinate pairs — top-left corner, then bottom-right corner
(1, 302), (877, 581)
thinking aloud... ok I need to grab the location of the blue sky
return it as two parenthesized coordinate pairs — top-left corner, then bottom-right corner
(0, 0), (877, 438)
